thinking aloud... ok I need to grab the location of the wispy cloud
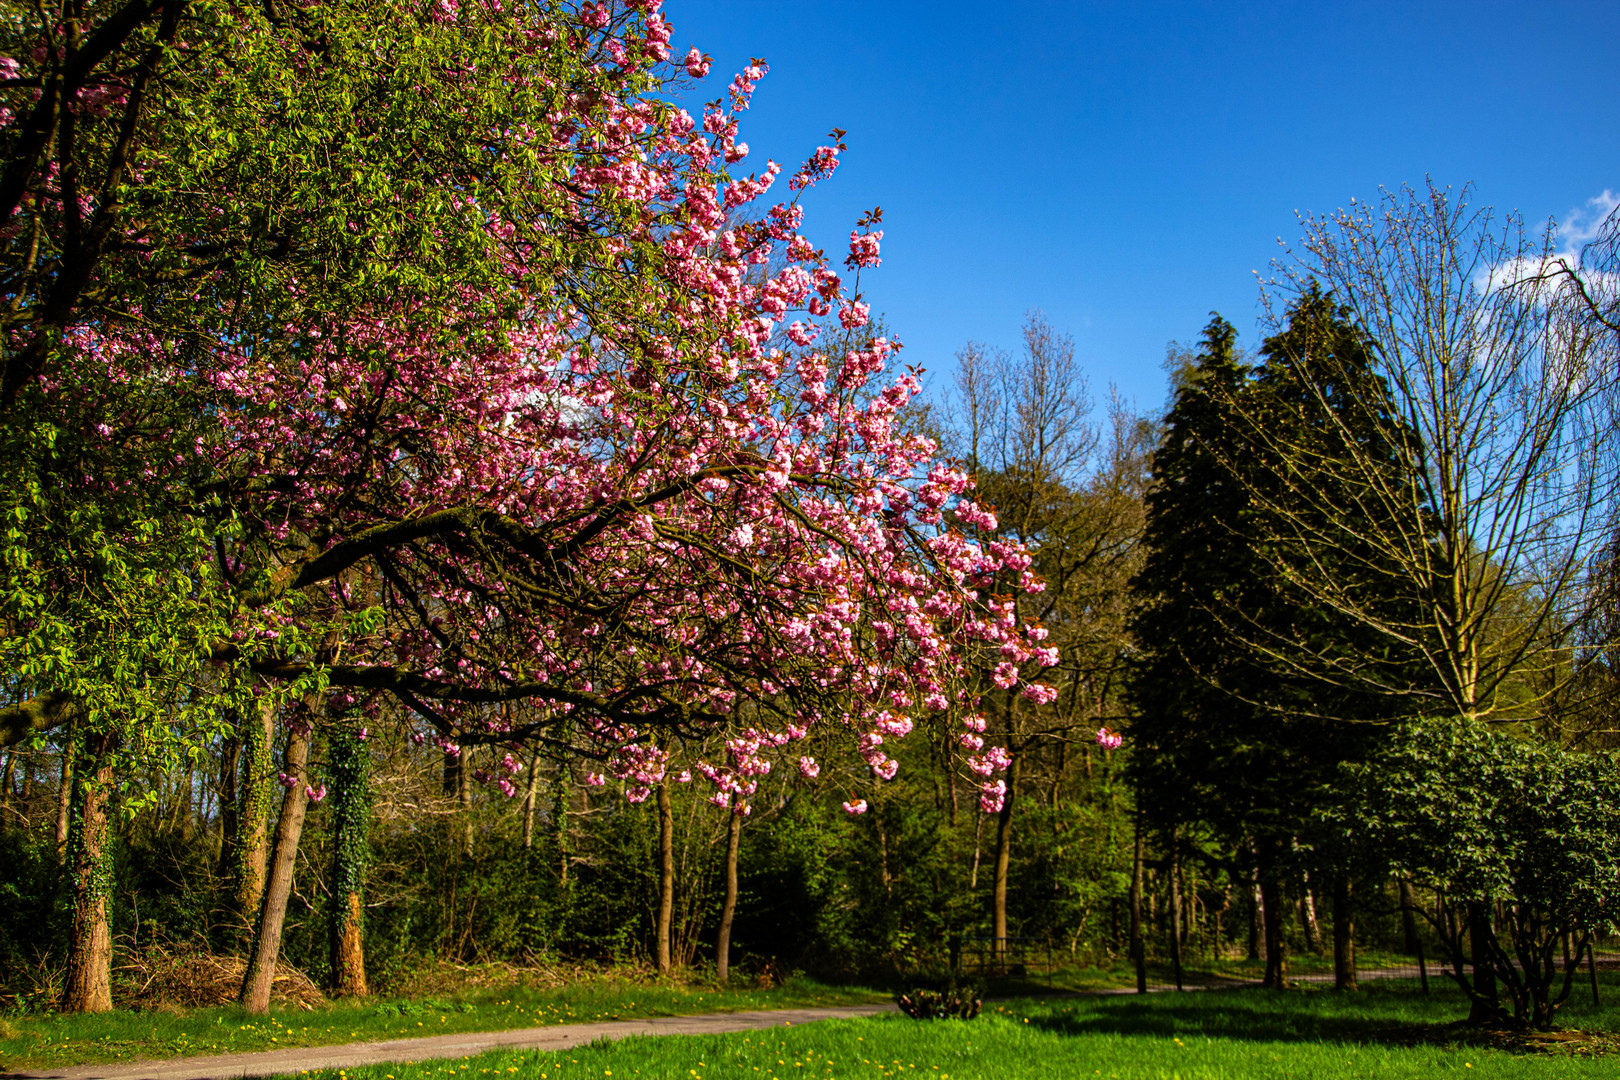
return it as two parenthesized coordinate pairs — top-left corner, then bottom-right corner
(1556, 189), (1618, 257)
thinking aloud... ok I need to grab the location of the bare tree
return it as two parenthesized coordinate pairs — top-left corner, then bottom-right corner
(1241, 182), (1620, 723)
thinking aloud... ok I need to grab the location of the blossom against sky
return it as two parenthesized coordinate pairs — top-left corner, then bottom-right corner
(673, 0), (1620, 413)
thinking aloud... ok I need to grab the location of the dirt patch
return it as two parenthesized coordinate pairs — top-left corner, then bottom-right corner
(114, 947), (326, 1011)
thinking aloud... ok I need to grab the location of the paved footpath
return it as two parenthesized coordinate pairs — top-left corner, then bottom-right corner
(10, 1005), (897, 1080)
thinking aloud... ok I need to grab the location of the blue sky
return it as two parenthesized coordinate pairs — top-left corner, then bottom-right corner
(667, 0), (1620, 416)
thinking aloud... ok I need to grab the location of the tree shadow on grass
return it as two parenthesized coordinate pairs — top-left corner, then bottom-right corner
(1028, 990), (1620, 1059)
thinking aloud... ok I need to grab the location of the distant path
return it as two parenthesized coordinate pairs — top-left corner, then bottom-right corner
(10, 1005), (897, 1080)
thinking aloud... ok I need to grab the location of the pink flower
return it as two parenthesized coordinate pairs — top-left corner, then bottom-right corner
(305, 784), (327, 804)
(842, 798), (868, 815)
(684, 47), (712, 78)
(585, 772), (606, 787)
(798, 756), (820, 779)
(1020, 682), (1058, 705)
(979, 780), (1006, 813)
(838, 300), (871, 329)
(1096, 727), (1124, 751)
(845, 230), (883, 269)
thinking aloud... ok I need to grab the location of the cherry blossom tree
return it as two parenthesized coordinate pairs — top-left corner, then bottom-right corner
(2, 0), (1042, 1007)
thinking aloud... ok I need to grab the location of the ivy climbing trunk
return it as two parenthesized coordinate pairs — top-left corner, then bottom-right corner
(655, 779), (674, 975)
(327, 724), (371, 997)
(62, 730), (116, 1013)
(240, 720), (311, 1015)
(228, 699), (277, 942)
(716, 807), (742, 985)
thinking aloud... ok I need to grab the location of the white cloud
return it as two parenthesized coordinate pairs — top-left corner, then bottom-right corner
(1557, 189), (1619, 255)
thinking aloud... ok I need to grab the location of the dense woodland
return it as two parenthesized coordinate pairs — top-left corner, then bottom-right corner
(2, 0), (1619, 1037)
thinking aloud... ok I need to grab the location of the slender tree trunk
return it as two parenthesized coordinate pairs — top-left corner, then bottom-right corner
(1248, 876), (1262, 961)
(62, 732), (116, 1013)
(1466, 900), (1500, 1024)
(716, 807), (742, 984)
(1129, 809), (1146, 993)
(0, 750), (14, 828)
(240, 722), (312, 1014)
(1332, 874), (1357, 991)
(217, 732), (241, 871)
(230, 700), (277, 940)
(991, 757), (1018, 968)
(458, 749), (473, 858)
(54, 731), (74, 851)
(1258, 843), (1287, 989)
(654, 779), (674, 975)
(1168, 835), (1184, 990)
(522, 750), (541, 849)
(1300, 870), (1321, 953)
(1399, 878), (1421, 954)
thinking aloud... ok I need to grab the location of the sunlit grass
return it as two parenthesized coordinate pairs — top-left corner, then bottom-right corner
(0, 976), (885, 1070)
(275, 980), (1620, 1080)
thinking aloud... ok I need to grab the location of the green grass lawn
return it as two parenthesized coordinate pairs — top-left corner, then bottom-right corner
(269, 978), (1620, 1080)
(0, 976), (886, 1071)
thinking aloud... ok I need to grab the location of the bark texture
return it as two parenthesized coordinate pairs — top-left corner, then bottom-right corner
(716, 808), (742, 985)
(240, 723), (311, 1014)
(62, 734), (115, 1013)
(655, 780), (674, 975)
(1332, 874), (1357, 991)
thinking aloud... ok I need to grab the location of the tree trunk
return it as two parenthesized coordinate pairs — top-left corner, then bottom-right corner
(716, 807), (742, 984)
(217, 731), (241, 871)
(327, 725), (370, 997)
(1332, 874), (1357, 991)
(54, 731), (74, 851)
(0, 750), (14, 828)
(991, 757), (1018, 968)
(1300, 870), (1321, 953)
(240, 722), (312, 1014)
(1168, 832), (1184, 990)
(1399, 878), (1421, 955)
(1466, 900), (1500, 1024)
(1248, 877), (1262, 961)
(229, 699), (277, 939)
(1129, 809), (1146, 993)
(553, 769), (570, 886)
(522, 750), (541, 849)
(331, 891), (368, 998)
(654, 779), (674, 975)
(1258, 844), (1287, 989)
(62, 732), (115, 1013)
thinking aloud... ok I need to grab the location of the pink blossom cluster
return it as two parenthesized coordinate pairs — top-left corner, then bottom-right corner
(4, 3), (1056, 815)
